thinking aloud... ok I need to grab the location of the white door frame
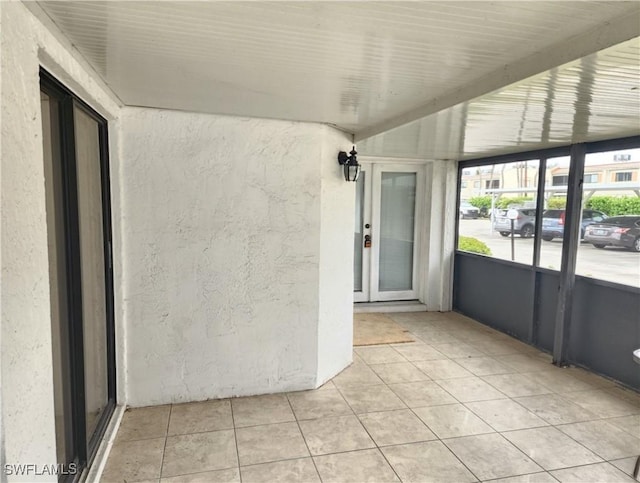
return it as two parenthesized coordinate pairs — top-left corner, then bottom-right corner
(354, 163), (425, 302)
(354, 163), (372, 302)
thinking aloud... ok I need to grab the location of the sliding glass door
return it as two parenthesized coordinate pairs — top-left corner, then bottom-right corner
(41, 70), (115, 480)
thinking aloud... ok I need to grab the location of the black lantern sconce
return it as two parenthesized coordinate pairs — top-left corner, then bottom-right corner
(337, 146), (361, 182)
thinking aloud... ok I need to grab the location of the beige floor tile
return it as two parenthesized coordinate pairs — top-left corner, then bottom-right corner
(116, 405), (170, 442)
(235, 422), (309, 466)
(355, 346), (407, 364)
(239, 458), (320, 483)
(162, 430), (237, 478)
(390, 343), (447, 362)
(299, 415), (374, 455)
(607, 387), (640, 407)
(313, 449), (400, 483)
(381, 441), (476, 483)
(358, 409), (436, 446)
(231, 394), (294, 428)
(102, 438), (165, 482)
(495, 355), (554, 373)
(338, 384), (406, 413)
(413, 330), (461, 345)
(557, 420), (640, 460)
(610, 456), (640, 477)
(482, 374), (553, 398)
(369, 362), (430, 384)
(454, 356), (515, 376)
(606, 414), (640, 437)
(431, 342), (486, 358)
(502, 426), (602, 470)
(412, 403), (493, 439)
(550, 462), (636, 482)
(524, 369), (597, 393)
(332, 362), (383, 388)
(466, 399), (548, 431)
(168, 400), (233, 435)
(562, 389), (640, 418)
(513, 394), (598, 425)
(160, 468), (240, 482)
(565, 367), (617, 388)
(444, 433), (542, 480)
(436, 376), (506, 402)
(413, 360), (473, 380)
(485, 472), (558, 483)
(472, 338), (523, 356)
(287, 385), (353, 420)
(388, 381), (457, 408)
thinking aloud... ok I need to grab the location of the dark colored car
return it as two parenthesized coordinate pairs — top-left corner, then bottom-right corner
(584, 216), (640, 252)
(541, 209), (607, 241)
(493, 208), (536, 238)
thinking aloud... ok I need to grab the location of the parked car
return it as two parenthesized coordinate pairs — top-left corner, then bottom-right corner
(584, 216), (640, 252)
(541, 209), (607, 241)
(459, 201), (479, 219)
(493, 208), (536, 238)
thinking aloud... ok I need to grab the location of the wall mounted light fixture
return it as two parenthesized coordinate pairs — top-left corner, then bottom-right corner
(337, 146), (361, 182)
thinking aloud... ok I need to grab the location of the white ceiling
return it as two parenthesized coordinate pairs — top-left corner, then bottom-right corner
(36, 1), (640, 160)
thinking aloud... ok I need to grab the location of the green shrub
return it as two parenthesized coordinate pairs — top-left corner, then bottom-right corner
(547, 197), (566, 209)
(496, 196), (534, 209)
(458, 236), (492, 255)
(586, 196), (640, 216)
(468, 196), (492, 212)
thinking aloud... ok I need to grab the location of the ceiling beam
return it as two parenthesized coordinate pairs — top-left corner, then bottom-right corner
(354, 10), (640, 143)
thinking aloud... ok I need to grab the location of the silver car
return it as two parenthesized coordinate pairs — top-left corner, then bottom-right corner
(493, 208), (536, 238)
(459, 201), (480, 219)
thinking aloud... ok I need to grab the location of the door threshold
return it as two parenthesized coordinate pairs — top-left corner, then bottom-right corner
(354, 300), (427, 313)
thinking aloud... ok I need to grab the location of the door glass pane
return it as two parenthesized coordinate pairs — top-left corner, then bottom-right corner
(42, 91), (74, 468)
(74, 106), (109, 440)
(379, 172), (416, 291)
(354, 173), (365, 292)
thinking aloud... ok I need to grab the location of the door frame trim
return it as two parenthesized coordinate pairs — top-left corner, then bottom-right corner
(355, 162), (425, 302)
(40, 68), (116, 480)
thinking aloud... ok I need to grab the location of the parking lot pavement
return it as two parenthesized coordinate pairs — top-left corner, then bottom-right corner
(458, 219), (640, 288)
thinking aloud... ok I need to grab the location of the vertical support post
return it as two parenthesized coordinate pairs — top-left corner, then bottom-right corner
(530, 157), (547, 345)
(510, 220), (515, 261)
(552, 143), (586, 366)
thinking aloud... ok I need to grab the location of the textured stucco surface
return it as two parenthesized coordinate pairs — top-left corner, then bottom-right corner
(1, 3), (120, 480)
(120, 108), (353, 406)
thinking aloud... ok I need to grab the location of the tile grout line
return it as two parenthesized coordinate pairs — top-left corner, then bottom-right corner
(284, 392), (323, 482)
(229, 398), (243, 483)
(159, 404), (172, 480)
(333, 380), (405, 483)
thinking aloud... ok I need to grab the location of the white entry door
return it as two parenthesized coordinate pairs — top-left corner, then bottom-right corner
(354, 164), (424, 302)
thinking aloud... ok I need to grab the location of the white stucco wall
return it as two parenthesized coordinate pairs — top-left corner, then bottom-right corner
(317, 130), (355, 384)
(120, 107), (353, 406)
(420, 160), (459, 311)
(1, 2), (120, 480)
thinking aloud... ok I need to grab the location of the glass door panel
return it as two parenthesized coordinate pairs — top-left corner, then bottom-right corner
(370, 165), (423, 302)
(41, 91), (75, 471)
(378, 172), (416, 292)
(73, 105), (110, 441)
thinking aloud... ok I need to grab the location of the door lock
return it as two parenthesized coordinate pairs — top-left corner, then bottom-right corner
(364, 234), (372, 248)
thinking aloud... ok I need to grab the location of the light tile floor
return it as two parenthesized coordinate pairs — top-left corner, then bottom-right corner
(101, 311), (640, 483)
